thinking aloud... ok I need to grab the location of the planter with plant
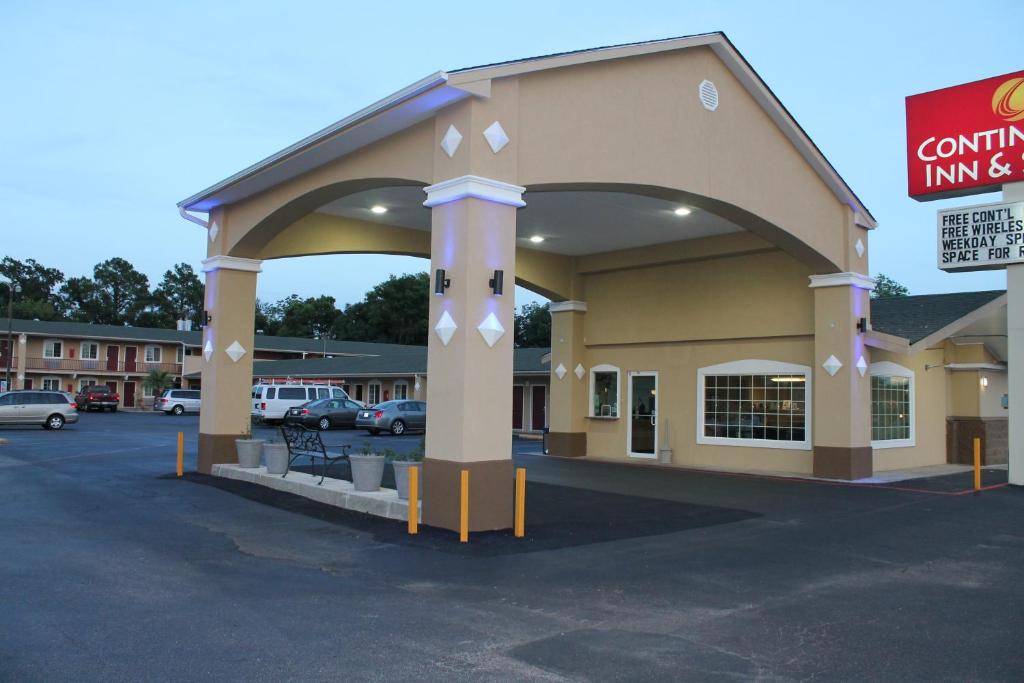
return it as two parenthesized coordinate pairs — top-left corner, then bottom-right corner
(389, 439), (425, 501)
(349, 442), (385, 491)
(235, 418), (265, 468)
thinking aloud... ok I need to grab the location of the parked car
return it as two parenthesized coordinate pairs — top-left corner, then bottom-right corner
(251, 384), (351, 423)
(155, 389), (201, 415)
(75, 384), (120, 412)
(0, 390), (79, 430)
(354, 400), (426, 435)
(283, 397), (364, 431)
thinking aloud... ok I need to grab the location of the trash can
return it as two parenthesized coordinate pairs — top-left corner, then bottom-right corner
(542, 427), (550, 455)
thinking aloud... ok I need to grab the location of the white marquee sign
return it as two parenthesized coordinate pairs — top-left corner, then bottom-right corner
(938, 200), (1024, 271)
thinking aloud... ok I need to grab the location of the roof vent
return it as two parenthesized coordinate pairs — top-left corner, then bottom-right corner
(698, 80), (719, 111)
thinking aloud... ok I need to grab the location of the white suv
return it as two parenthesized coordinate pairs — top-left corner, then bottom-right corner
(156, 389), (201, 415)
(252, 384), (350, 422)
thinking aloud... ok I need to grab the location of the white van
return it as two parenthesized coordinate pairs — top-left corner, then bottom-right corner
(251, 384), (350, 422)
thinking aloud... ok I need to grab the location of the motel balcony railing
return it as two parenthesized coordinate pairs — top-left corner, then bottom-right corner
(25, 357), (183, 375)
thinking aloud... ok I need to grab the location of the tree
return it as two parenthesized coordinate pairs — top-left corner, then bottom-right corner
(276, 295), (341, 338)
(61, 258), (151, 325)
(0, 256), (65, 320)
(514, 302), (551, 347)
(872, 274), (909, 299)
(146, 263), (204, 328)
(334, 273), (429, 345)
(142, 369), (174, 396)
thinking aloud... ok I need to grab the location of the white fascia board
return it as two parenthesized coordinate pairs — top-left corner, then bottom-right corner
(908, 294), (1008, 354)
(944, 362), (1008, 372)
(423, 175), (526, 207)
(178, 72), (454, 212)
(548, 300), (588, 314)
(201, 255), (263, 273)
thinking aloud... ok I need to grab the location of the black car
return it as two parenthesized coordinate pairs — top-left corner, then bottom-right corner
(283, 397), (363, 431)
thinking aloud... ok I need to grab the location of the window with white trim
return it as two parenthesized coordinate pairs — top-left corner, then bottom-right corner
(144, 345), (162, 363)
(42, 377), (61, 391)
(870, 361), (915, 448)
(176, 346), (184, 364)
(79, 378), (99, 391)
(589, 365), (620, 417)
(367, 381), (382, 406)
(697, 360), (812, 449)
(80, 342), (99, 360)
(43, 340), (63, 358)
(393, 381), (409, 400)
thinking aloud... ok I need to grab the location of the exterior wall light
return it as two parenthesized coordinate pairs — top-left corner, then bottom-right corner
(856, 317), (869, 334)
(529, 235), (544, 244)
(981, 376), (989, 388)
(371, 205), (388, 214)
(202, 310), (213, 326)
(434, 269), (451, 296)
(489, 269), (504, 296)
(674, 207), (692, 216)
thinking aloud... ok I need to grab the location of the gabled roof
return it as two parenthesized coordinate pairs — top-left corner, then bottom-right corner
(871, 290), (1006, 345)
(6, 318), (422, 357)
(178, 32), (874, 226)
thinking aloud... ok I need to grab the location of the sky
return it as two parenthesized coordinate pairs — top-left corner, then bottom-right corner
(2, 0), (1022, 311)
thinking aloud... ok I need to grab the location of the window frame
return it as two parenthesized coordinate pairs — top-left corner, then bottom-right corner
(176, 346), (185, 364)
(43, 339), (63, 359)
(393, 380), (409, 400)
(144, 345), (162, 363)
(588, 364), (621, 418)
(42, 376), (61, 392)
(80, 341), (99, 360)
(870, 361), (916, 449)
(367, 381), (382, 406)
(696, 359), (813, 451)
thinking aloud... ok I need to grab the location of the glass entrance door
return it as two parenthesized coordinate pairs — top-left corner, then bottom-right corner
(628, 372), (658, 458)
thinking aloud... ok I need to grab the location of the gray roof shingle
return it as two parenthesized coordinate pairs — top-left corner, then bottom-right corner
(870, 290), (1005, 344)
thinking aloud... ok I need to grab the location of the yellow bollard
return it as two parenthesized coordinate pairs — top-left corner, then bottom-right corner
(973, 437), (982, 492)
(407, 465), (419, 535)
(176, 431), (184, 478)
(460, 469), (469, 543)
(514, 467), (526, 538)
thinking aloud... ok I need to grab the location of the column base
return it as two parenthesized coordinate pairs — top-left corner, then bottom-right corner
(421, 457), (513, 532)
(547, 431), (587, 457)
(198, 433), (243, 474)
(813, 446), (873, 480)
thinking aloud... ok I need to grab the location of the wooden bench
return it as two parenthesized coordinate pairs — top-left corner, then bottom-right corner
(279, 424), (351, 485)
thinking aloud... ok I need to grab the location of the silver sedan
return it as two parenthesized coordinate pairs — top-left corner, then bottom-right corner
(354, 400), (426, 435)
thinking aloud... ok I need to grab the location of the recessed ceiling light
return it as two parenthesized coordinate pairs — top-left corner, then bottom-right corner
(529, 235), (545, 244)
(370, 205), (388, 214)
(674, 207), (692, 216)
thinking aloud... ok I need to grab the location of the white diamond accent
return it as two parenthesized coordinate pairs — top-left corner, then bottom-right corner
(856, 356), (868, 377)
(434, 311), (457, 346)
(822, 354), (843, 377)
(483, 121), (510, 154)
(208, 221), (219, 242)
(225, 341), (246, 363)
(203, 339), (213, 361)
(698, 80), (719, 111)
(477, 312), (505, 348)
(440, 125), (462, 158)
(855, 238), (865, 258)
(574, 363), (585, 380)
(555, 363), (567, 380)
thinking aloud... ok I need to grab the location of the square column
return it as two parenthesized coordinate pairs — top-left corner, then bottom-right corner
(197, 256), (261, 474)
(809, 273), (875, 479)
(421, 176), (524, 532)
(547, 301), (588, 456)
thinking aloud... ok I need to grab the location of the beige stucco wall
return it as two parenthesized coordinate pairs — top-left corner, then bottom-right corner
(980, 372), (1009, 418)
(582, 337), (815, 473)
(870, 348), (948, 471)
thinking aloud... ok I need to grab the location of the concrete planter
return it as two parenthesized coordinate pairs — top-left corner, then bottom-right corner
(350, 454), (385, 492)
(391, 461), (422, 500)
(235, 439), (265, 468)
(264, 442), (289, 475)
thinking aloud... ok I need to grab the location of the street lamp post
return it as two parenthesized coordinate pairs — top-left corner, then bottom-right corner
(4, 281), (21, 391)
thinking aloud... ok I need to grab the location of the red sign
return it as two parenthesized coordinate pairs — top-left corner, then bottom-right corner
(906, 70), (1024, 201)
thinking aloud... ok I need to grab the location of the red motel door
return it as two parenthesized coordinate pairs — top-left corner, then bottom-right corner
(531, 385), (546, 430)
(123, 381), (136, 408)
(106, 345), (120, 371)
(512, 386), (524, 429)
(124, 347), (137, 373)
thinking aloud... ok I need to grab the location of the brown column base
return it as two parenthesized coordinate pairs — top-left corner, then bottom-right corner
(546, 431), (586, 457)
(421, 457), (513, 532)
(198, 433), (242, 474)
(813, 446), (873, 480)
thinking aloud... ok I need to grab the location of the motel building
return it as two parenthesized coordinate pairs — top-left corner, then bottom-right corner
(177, 33), (1013, 533)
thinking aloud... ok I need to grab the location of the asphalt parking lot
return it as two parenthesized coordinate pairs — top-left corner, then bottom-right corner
(2, 411), (1023, 681)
